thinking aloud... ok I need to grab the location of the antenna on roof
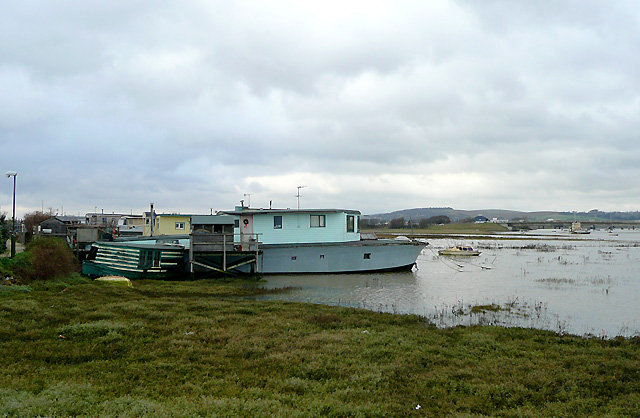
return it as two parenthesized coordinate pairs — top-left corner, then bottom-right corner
(243, 193), (252, 208)
(296, 186), (307, 211)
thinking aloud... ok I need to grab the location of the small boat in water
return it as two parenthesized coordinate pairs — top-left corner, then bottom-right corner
(438, 245), (481, 256)
(570, 221), (591, 234)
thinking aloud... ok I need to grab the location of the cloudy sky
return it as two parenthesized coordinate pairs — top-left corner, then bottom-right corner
(1, 1), (639, 218)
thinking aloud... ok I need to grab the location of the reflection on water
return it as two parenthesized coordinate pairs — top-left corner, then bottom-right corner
(255, 229), (640, 338)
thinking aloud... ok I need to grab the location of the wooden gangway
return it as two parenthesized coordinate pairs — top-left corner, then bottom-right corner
(189, 232), (261, 274)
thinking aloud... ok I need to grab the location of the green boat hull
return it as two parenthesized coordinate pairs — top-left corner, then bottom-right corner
(82, 241), (187, 280)
(82, 260), (184, 279)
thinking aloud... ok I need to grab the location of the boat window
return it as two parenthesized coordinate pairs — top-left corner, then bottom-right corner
(274, 215), (283, 229)
(175, 222), (185, 230)
(364, 253), (371, 259)
(310, 215), (326, 228)
(140, 250), (161, 269)
(347, 215), (355, 232)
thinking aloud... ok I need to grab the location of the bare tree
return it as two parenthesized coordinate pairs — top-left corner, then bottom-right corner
(23, 211), (52, 243)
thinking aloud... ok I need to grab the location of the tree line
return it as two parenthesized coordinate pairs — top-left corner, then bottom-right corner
(361, 215), (454, 229)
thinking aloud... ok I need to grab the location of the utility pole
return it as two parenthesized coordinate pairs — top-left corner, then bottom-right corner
(5, 171), (17, 258)
(150, 203), (155, 237)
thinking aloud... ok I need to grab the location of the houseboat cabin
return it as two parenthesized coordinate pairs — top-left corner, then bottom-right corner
(223, 208), (361, 245)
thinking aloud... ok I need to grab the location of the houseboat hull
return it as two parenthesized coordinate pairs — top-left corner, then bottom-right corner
(82, 242), (187, 280)
(255, 240), (425, 274)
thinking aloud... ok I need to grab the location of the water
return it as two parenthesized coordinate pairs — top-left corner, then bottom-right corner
(254, 229), (640, 338)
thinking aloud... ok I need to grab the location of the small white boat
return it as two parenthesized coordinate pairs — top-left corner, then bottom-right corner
(570, 221), (591, 234)
(438, 245), (481, 256)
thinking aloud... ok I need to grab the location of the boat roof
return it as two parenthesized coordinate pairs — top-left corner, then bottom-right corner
(223, 208), (361, 216)
(191, 215), (235, 225)
(95, 241), (185, 250)
(115, 234), (190, 242)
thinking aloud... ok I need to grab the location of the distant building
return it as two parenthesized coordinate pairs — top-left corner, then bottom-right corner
(489, 217), (508, 223)
(39, 215), (85, 237)
(118, 215), (144, 237)
(85, 212), (124, 227)
(474, 215), (489, 223)
(143, 213), (195, 236)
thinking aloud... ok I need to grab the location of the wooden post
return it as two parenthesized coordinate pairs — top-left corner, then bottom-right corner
(223, 234), (227, 271)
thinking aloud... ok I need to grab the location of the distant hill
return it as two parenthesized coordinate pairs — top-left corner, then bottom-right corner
(363, 208), (640, 222)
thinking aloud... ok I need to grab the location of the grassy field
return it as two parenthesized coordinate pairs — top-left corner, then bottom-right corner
(367, 223), (510, 238)
(1, 278), (639, 417)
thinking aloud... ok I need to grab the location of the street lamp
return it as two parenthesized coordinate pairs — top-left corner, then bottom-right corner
(5, 171), (17, 258)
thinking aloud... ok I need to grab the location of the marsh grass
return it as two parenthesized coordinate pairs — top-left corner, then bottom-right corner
(1, 279), (639, 417)
(369, 222), (509, 237)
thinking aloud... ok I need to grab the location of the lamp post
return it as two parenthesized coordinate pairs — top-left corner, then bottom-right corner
(5, 171), (17, 258)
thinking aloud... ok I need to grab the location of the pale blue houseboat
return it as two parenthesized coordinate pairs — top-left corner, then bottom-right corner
(223, 207), (425, 274)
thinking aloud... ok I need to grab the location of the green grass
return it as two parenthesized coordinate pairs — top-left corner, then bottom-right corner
(368, 223), (510, 237)
(1, 279), (639, 417)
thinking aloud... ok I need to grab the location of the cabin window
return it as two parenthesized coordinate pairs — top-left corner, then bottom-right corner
(140, 250), (161, 268)
(175, 222), (185, 230)
(347, 215), (355, 232)
(364, 253), (371, 259)
(356, 216), (360, 233)
(274, 215), (283, 229)
(234, 219), (240, 228)
(310, 215), (326, 228)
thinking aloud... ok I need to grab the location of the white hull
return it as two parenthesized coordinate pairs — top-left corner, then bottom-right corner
(255, 240), (425, 274)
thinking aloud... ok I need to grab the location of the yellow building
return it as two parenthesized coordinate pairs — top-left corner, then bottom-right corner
(143, 213), (193, 236)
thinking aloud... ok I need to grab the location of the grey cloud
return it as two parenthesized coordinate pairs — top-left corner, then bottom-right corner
(2, 1), (640, 217)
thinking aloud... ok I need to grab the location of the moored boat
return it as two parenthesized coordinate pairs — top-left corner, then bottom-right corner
(222, 207), (426, 273)
(82, 241), (188, 279)
(570, 221), (591, 234)
(438, 245), (481, 256)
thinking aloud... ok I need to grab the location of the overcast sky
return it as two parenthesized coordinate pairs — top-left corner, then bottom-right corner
(2, 1), (639, 218)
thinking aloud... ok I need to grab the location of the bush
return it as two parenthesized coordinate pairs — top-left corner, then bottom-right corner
(11, 238), (79, 283)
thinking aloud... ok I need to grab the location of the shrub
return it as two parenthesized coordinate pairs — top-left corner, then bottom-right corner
(12, 238), (79, 282)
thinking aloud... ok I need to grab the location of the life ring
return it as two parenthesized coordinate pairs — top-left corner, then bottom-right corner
(112, 228), (117, 235)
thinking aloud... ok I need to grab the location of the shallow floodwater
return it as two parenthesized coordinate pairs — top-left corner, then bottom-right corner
(255, 229), (640, 338)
